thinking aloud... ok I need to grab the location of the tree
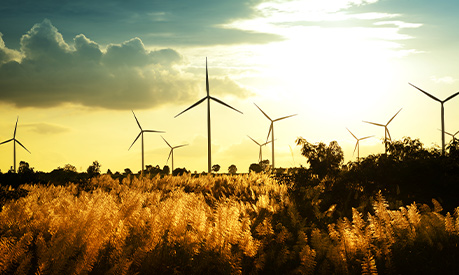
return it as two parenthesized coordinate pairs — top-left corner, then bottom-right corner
(124, 168), (133, 175)
(18, 161), (34, 174)
(87, 161), (101, 177)
(211, 164), (220, 173)
(296, 138), (343, 178)
(228, 164), (237, 174)
(260, 159), (270, 172)
(163, 165), (170, 175)
(249, 163), (262, 173)
(63, 164), (77, 172)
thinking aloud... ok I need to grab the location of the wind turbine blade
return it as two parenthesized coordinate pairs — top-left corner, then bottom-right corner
(209, 96), (243, 114)
(0, 138), (14, 145)
(14, 117), (18, 138)
(247, 135), (261, 146)
(15, 139), (31, 154)
(347, 128), (357, 140)
(132, 110), (143, 130)
(273, 114), (297, 122)
(454, 131), (459, 137)
(173, 144), (188, 149)
(167, 150), (172, 163)
(387, 108), (402, 125)
(262, 140), (272, 146)
(353, 142), (358, 155)
(386, 128), (392, 141)
(254, 103), (272, 121)
(206, 57), (209, 97)
(161, 136), (172, 148)
(409, 83), (442, 102)
(444, 91), (459, 102)
(174, 96), (207, 118)
(128, 132), (142, 150)
(360, 136), (373, 140)
(143, 130), (165, 133)
(267, 123), (273, 142)
(363, 121), (385, 127)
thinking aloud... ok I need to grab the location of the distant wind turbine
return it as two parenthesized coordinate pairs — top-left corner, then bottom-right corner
(161, 136), (188, 172)
(445, 130), (459, 142)
(347, 128), (372, 161)
(254, 103), (297, 170)
(409, 83), (459, 155)
(363, 108), (402, 153)
(174, 58), (243, 173)
(128, 110), (164, 176)
(0, 117), (31, 173)
(247, 135), (272, 163)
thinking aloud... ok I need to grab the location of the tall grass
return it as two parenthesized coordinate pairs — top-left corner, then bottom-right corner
(1, 174), (458, 274)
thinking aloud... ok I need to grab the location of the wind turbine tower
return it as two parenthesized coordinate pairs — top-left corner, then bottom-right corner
(161, 136), (188, 172)
(247, 135), (272, 163)
(347, 128), (372, 161)
(174, 58), (243, 173)
(363, 108), (402, 153)
(409, 83), (459, 155)
(254, 103), (297, 170)
(0, 117), (31, 173)
(128, 110), (164, 176)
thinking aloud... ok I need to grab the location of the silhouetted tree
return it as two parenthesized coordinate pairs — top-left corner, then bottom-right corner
(87, 161), (101, 177)
(163, 165), (170, 175)
(228, 164), (237, 174)
(211, 164), (220, 173)
(260, 159), (270, 172)
(249, 163), (262, 173)
(173, 168), (189, 176)
(124, 168), (133, 176)
(296, 138), (343, 178)
(63, 164), (77, 173)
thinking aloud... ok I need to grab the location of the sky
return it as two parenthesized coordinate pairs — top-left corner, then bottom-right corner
(1, 0), (459, 173)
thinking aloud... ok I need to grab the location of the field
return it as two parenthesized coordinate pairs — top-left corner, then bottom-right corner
(1, 168), (459, 274)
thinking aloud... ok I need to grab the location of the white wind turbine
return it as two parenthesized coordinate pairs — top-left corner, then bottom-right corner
(161, 136), (188, 172)
(247, 135), (272, 163)
(0, 117), (31, 173)
(254, 103), (297, 170)
(409, 83), (459, 155)
(128, 110), (164, 176)
(174, 58), (243, 173)
(347, 128), (372, 161)
(363, 108), (402, 153)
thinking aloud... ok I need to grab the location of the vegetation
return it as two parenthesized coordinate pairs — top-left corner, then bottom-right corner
(1, 137), (459, 274)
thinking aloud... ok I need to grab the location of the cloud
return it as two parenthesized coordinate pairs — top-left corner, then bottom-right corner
(22, 123), (70, 135)
(0, 34), (22, 64)
(431, 76), (457, 84)
(0, 20), (252, 110)
(0, 0), (282, 48)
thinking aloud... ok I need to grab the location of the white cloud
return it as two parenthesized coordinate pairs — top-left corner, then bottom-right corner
(431, 76), (457, 84)
(0, 33), (22, 64)
(0, 19), (251, 109)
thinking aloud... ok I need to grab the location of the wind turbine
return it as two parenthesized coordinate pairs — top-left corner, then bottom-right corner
(128, 110), (164, 176)
(409, 83), (459, 155)
(174, 58), (243, 173)
(247, 135), (272, 163)
(445, 130), (459, 142)
(254, 103), (297, 170)
(0, 117), (31, 173)
(347, 128), (372, 161)
(161, 136), (188, 172)
(363, 108), (402, 153)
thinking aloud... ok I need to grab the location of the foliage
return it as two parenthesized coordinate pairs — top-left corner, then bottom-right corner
(1, 173), (459, 274)
(212, 164), (221, 173)
(228, 164), (237, 174)
(296, 138), (344, 178)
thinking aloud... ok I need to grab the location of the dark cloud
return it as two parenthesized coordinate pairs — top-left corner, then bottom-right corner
(0, 20), (252, 110)
(0, 0), (282, 49)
